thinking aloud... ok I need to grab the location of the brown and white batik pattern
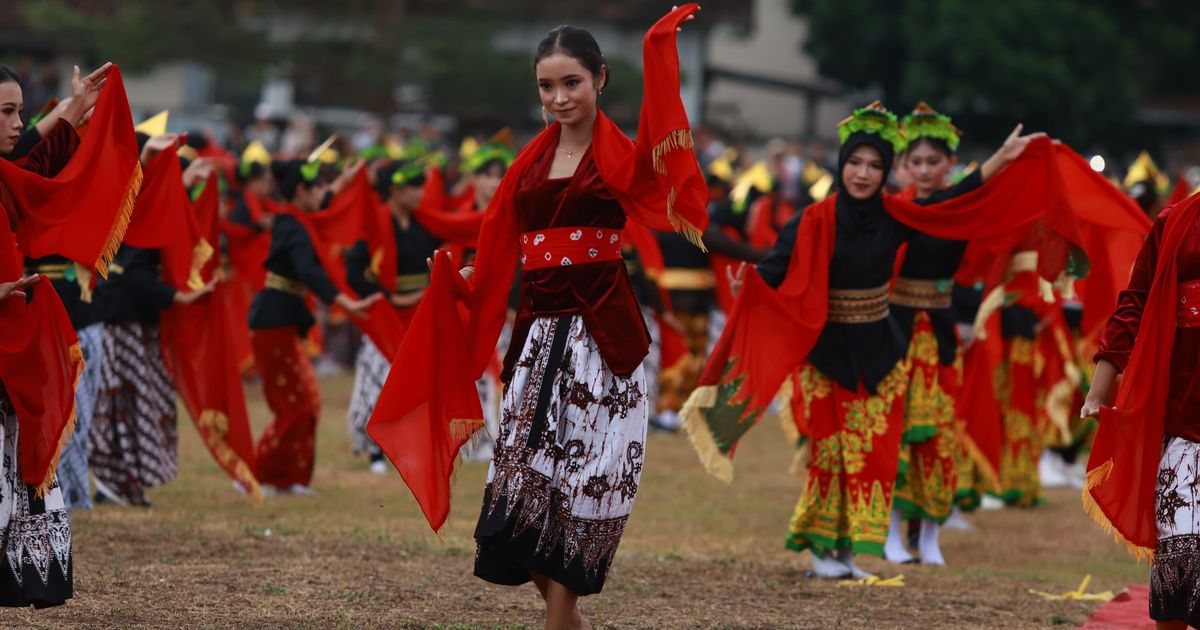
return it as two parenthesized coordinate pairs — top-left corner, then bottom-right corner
(89, 322), (178, 507)
(1151, 435), (1200, 626)
(0, 394), (72, 607)
(640, 306), (661, 417)
(347, 337), (390, 459)
(482, 315), (648, 577)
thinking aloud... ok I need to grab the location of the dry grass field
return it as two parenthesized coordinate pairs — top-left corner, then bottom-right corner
(12, 373), (1142, 629)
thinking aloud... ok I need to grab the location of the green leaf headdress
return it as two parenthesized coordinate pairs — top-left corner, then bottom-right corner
(837, 100), (905, 154)
(900, 102), (962, 152)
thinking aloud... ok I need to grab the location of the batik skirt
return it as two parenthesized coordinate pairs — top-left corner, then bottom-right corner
(0, 392), (72, 608)
(892, 312), (960, 523)
(89, 322), (178, 506)
(251, 327), (321, 488)
(474, 315), (648, 596)
(58, 323), (103, 510)
(786, 360), (909, 557)
(347, 337), (390, 460)
(1151, 435), (1200, 626)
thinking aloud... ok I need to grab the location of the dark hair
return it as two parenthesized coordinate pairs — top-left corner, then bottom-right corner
(272, 159), (312, 202)
(135, 131), (151, 153)
(906, 136), (954, 158)
(184, 130), (209, 151)
(0, 67), (20, 86)
(534, 26), (609, 91)
(475, 158), (508, 178)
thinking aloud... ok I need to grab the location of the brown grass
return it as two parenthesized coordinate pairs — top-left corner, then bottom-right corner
(13, 373), (1142, 629)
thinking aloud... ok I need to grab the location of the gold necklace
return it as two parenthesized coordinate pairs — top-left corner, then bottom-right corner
(557, 145), (584, 159)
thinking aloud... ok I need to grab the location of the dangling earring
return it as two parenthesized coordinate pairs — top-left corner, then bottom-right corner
(542, 105), (549, 127)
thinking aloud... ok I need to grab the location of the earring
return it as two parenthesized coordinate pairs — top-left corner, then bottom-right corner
(542, 105), (549, 127)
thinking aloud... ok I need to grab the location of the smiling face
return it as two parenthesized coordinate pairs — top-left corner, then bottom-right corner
(905, 139), (956, 198)
(0, 81), (24, 155)
(841, 144), (886, 200)
(536, 53), (604, 129)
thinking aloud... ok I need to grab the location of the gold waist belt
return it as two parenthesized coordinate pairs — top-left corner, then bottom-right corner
(891, 277), (953, 310)
(828, 284), (890, 324)
(31, 263), (70, 280)
(659, 268), (716, 291)
(265, 272), (308, 298)
(395, 273), (430, 292)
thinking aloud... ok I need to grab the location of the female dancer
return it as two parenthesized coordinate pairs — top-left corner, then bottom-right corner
(885, 103), (1032, 565)
(367, 6), (707, 628)
(688, 102), (1060, 580)
(1082, 190), (1200, 629)
(0, 61), (140, 606)
(248, 159), (378, 494)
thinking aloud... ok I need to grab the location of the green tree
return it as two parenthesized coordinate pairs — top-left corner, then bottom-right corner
(791, 0), (1200, 152)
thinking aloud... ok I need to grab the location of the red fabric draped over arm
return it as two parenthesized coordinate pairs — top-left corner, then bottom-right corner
(368, 4), (707, 531)
(1085, 192), (1200, 559)
(2, 66), (142, 276)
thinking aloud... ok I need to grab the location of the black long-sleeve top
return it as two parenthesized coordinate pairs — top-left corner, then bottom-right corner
(757, 198), (914, 393)
(343, 213), (439, 298)
(247, 213), (340, 335)
(25, 254), (102, 329)
(93, 245), (177, 325)
(890, 170), (983, 366)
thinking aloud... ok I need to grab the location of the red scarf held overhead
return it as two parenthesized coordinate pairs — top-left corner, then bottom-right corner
(0, 65), (142, 278)
(1085, 191), (1200, 560)
(684, 136), (1085, 482)
(158, 174), (262, 499)
(368, 3), (709, 532)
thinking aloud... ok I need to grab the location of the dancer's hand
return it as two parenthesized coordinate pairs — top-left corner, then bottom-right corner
(390, 290), (424, 307)
(727, 261), (746, 297)
(141, 133), (180, 165)
(335, 291), (382, 319)
(62, 62), (112, 127)
(0, 275), (39, 301)
(174, 279), (217, 305)
(671, 5), (698, 32)
(1079, 396), (1104, 420)
(998, 124), (1047, 162)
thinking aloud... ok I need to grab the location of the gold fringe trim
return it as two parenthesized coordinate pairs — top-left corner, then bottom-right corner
(958, 431), (1001, 495)
(972, 283), (1007, 340)
(36, 342), (85, 496)
(95, 161), (143, 279)
(776, 378), (799, 445)
(680, 385), (733, 484)
(197, 410), (263, 504)
(651, 129), (693, 176)
(789, 443), (811, 483)
(667, 195), (708, 252)
(450, 417), (485, 444)
(1080, 458), (1154, 562)
(188, 238), (216, 291)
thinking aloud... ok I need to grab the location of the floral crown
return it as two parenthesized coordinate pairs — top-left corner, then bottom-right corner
(837, 101), (905, 153)
(900, 102), (962, 151)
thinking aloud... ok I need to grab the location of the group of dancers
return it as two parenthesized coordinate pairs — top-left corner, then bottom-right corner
(2, 4), (1198, 629)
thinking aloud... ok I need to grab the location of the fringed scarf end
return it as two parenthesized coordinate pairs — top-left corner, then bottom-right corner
(1080, 459), (1154, 562)
(36, 342), (85, 496)
(680, 385), (733, 483)
(650, 129), (694, 176)
(95, 161), (143, 279)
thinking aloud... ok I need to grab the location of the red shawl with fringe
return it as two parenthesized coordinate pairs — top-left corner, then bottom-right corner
(159, 175), (262, 499)
(1085, 191), (1200, 560)
(368, 3), (709, 532)
(683, 137), (1083, 482)
(124, 145), (211, 290)
(0, 66), (142, 491)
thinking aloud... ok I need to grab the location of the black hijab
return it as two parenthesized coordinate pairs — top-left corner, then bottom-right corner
(835, 131), (895, 232)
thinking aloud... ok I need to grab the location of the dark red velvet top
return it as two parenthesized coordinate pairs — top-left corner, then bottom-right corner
(500, 144), (650, 381)
(1096, 209), (1200, 441)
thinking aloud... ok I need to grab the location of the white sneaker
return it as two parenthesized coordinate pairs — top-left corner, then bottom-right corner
(917, 520), (946, 566)
(837, 548), (876, 580)
(1039, 451), (1070, 488)
(883, 508), (916, 564)
(811, 551), (852, 579)
(943, 506), (973, 531)
(369, 460), (388, 475)
(981, 494), (1006, 510)
(287, 483), (317, 497)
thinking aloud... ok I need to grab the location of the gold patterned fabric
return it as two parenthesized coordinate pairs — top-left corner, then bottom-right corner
(785, 360), (909, 556)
